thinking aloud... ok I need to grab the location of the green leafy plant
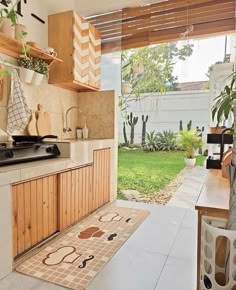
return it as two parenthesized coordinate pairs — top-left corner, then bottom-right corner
(0, 0), (18, 26)
(211, 71), (236, 125)
(143, 131), (158, 152)
(179, 129), (203, 159)
(17, 56), (34, 70)
(33, 58), (49, 76)
(156, 130), (179, 151)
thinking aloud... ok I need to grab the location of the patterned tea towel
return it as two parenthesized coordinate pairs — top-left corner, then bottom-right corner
(7, 69), (31, 134)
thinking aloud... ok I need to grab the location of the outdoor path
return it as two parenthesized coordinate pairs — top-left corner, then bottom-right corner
(167, 166), (208, 209)
(0, 200), (198, 290)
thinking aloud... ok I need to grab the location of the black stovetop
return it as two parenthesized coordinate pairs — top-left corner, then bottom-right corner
(0, 142), (60, 166)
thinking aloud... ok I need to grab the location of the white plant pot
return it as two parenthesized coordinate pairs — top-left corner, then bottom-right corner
(132, 63), (145, 74)
(184, 157), (196, 167)
(0, 17), (15, 38)
(31, 72), (44, 86)
(19, 67), (34, 83)
(15, 24), (27, 41)
(121, 83), (132, 94)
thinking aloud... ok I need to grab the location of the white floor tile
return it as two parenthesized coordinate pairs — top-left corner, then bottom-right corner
(87, 246), (167, 290)
(154, 257), (197, 290)
(169, 226), (197, 261)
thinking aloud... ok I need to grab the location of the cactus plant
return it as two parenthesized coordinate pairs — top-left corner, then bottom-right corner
(123, 122), (129, 146)
(179, 120), (183, 131)
(187, 120), (192, 131)
(128, 112), (138, 145)
(141, 114), (148, 145)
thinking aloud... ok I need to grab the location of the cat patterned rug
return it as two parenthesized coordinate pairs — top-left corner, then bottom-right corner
(17, 204), (149, 289)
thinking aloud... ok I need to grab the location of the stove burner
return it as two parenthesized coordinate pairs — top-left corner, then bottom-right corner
(0, 143), (60, 166)
(0, 143), (7, 149)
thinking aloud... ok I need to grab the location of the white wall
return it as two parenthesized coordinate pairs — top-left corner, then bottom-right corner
(119, 90), (210, 144)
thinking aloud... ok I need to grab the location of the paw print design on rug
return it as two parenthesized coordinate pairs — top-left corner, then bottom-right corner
(42, 246), (81, 266)
(78, 227), (105, 239)
(99, 212), (123, 222)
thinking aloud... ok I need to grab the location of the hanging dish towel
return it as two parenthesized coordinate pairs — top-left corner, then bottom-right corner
(7, 69), (31, 134)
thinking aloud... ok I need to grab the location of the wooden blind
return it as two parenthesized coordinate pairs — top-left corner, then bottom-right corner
(86, 0), (236, 53)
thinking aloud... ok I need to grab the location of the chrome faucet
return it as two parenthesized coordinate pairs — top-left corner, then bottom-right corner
(63, 106), (82, 133)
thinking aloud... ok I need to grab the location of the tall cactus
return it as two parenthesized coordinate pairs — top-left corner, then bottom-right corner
(179, 120), (183, 131)
(123, 122), (128, 146)
(128, 112), (138, 145)
(187, 120), (192, 131)
(142, 114), (148, 145)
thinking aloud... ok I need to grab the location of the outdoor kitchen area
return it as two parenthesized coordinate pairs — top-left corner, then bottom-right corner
(0, 1), (235, 290)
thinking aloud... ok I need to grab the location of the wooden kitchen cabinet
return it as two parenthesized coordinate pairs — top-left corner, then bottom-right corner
(58, 165), (93, 231)
(11, 148), (111, 258)
(48, 11), (101, 92)
(12, 175), (58, 258)
(91, 148), (111, 212)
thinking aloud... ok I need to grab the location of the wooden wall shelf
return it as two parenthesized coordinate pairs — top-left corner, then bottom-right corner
(0, 32), (63, 66)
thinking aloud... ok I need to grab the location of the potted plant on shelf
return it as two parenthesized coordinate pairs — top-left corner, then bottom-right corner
(179, 129), (203, 167)
(31, 58), (49, 85)
(211, 71), (236, 132)
(17, 55), (34, 83)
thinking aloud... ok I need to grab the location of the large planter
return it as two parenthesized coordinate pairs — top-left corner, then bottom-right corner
(15, 24), (27, 41)
(184, 157), (196, 167)
(19, 67), (34, 83)
(31, 72), (44, 86)
(0, 17), (15, 38)
(210, 126), (227, 134)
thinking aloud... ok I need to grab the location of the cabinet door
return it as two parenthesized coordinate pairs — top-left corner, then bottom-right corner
(92, 148), (111, 212)
(58, 165), (93, 231)
(12, 175), (58, 258)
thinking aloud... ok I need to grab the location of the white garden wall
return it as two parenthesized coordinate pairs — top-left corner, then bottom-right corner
(119, 90), (210, 144)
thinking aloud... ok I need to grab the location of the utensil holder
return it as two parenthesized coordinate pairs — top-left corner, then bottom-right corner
(200, 216), (236, 290)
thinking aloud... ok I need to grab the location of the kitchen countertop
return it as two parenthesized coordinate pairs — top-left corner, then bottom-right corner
(0, 138), (115, 186)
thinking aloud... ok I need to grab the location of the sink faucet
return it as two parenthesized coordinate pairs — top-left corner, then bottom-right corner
(63, 106), (82, 133)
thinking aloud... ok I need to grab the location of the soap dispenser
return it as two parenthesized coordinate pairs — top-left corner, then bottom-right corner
(82, 123), (88, 139)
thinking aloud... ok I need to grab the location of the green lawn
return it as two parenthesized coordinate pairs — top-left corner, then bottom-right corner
(118, 149), (205, 199)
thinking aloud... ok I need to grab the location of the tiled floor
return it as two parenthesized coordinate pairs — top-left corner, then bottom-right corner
(0, 167), (207, 290)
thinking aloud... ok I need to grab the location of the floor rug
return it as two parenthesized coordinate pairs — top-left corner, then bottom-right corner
(17, 204), (150, 290)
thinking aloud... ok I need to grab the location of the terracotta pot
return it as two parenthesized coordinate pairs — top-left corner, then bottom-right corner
(184, 157), (196, 167)
(0, 17), (15, 38)
(19, 67), (34, 83)
(15, 24), (27, 41)
(31, 72), (44, 86)
(210, 127), (227, 134)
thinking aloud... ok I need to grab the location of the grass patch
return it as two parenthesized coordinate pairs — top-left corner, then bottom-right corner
(118, 149), (205, 196)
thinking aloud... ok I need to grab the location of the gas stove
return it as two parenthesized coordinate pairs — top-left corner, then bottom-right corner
(0, 142), (60, 166)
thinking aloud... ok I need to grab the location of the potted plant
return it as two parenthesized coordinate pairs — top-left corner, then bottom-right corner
(17, 55), (34, 83)
(0, 0), (18, 38)
(179, 129), (203, 167)
(31, 58), (49, 85)
(211, 71), (236, 130)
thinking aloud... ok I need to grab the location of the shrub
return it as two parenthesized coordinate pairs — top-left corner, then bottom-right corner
(143, 131), (158, 152)
(179, 129), (202, 159)
(156, 130), (179, 151)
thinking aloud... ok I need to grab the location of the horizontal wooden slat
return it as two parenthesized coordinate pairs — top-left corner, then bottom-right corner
(87, 0), (236, 53)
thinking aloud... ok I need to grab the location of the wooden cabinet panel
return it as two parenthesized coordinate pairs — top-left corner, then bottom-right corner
(48, 11), (101, 92)
(12, 175), (58, 258)
(58, 165), (93, 231)
(92, 148), (111, 212)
